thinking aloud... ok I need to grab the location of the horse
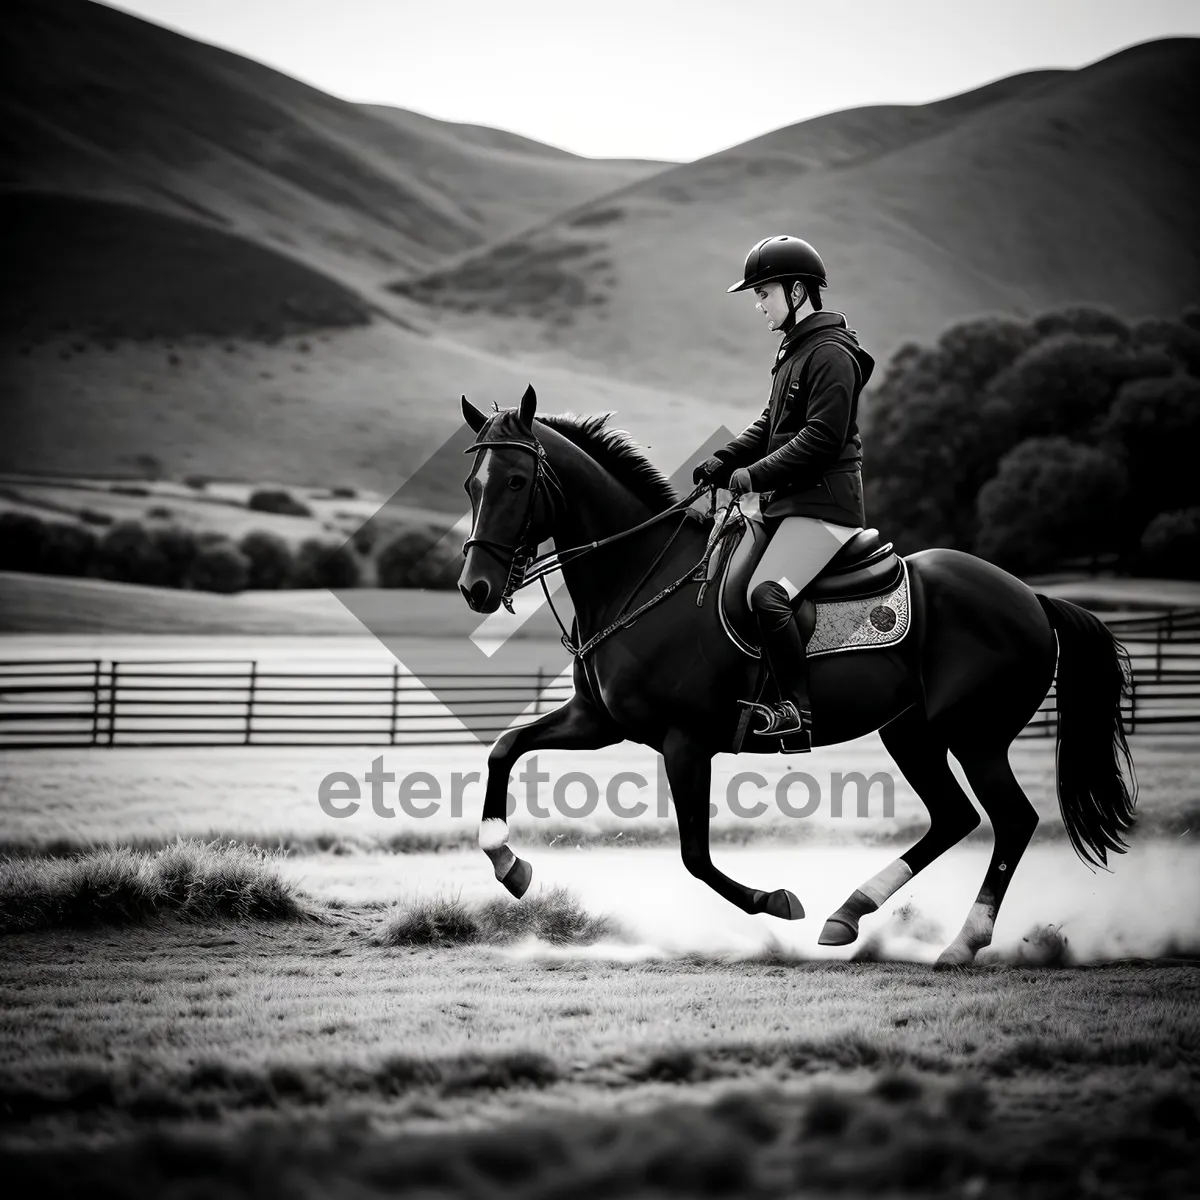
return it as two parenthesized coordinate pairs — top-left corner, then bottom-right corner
(457, 386), (1137, 964)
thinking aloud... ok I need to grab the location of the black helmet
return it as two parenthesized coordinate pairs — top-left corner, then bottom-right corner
(727, 235), (827, 294)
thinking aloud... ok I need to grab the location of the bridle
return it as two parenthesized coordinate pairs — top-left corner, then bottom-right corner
(462, 424), (725, 652)
(462, 432), (567, 614)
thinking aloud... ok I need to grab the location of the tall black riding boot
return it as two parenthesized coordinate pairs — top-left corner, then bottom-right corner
(748, 581), (812, 743)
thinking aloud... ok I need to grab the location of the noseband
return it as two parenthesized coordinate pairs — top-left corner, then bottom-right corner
(462, 434), (566, 613)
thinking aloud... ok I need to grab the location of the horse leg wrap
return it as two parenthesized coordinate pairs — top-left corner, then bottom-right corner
(819, 859), (913, 946)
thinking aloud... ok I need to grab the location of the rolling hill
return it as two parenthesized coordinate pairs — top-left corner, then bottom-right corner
(390, 39), (1200, 399)
(2, 0), (668, 292)
(2, 2), (1196, 492)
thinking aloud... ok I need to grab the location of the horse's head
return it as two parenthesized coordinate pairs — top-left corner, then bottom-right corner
(458, 385), (561, 614)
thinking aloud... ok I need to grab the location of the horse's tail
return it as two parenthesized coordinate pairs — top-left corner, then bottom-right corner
(1035, 594), (1138, 868)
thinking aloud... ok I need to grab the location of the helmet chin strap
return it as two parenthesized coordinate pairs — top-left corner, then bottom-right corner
(779, 280), (806, 333)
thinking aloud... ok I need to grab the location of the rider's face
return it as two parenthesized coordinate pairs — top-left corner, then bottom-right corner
(753, 281), (802, 332)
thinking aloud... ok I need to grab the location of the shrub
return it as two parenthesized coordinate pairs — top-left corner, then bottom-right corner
(187, 541), (250, 593)
(153, 526), (200, 587)
(78, 507), (115, 526)
(184, 475), (209, 490)
(292, 539), (360, 589)
(247, 488), (312, 517)
(146, 505), (174, 520)
(38, 522), (97, 576)
(95, 520), (171, 586)
(109, 483), (150, 497)
(376, 526), (460, 589)
(330, 485), (357, 499)
(0, 511), (46, 571)
(1139, 509), (1200, 580)
(239, 530), (294, 589)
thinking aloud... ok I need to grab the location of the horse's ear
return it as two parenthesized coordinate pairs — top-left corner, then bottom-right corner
(518, 384), (537, 429)
(461, 395), (487, 433)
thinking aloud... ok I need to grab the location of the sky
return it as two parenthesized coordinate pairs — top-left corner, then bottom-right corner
(108, 0), (1200, 161)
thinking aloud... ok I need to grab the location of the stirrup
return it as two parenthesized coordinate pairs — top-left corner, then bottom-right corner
(738, 699), (811, 737)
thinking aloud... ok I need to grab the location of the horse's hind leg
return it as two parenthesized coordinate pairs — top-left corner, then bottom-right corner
(819, 705), (981, 946)
(935, 741), (1038, 965)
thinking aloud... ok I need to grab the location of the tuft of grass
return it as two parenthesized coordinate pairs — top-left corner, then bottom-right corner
(381, 892), (480, 947)
(379, 885), (619, 948)
(476, 885), (618, 945)
(0, 840), (309, 933)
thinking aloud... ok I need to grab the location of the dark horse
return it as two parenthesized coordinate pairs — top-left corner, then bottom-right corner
(458, 387), (1137, 963)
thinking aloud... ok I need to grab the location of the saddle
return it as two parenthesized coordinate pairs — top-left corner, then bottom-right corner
(703, 503), (911, 751)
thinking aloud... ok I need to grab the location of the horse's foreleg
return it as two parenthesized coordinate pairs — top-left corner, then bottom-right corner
(663, 727), (803, 920)
(479, 695), (621, 898)
(820, 708), (981, 946)
(935, 744), (1038, 965)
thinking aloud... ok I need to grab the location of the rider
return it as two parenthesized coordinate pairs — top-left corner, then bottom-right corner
(693, 236), (875, 742)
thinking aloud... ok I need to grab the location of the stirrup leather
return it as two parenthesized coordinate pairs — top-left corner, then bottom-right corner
(738, 699), (811, 737)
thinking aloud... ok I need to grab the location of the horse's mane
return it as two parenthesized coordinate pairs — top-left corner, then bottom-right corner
(535, 412), (677, 514)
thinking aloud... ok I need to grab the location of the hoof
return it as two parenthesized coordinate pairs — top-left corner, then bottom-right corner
(763, 889), (805, 921)
(935, 940), (977, 966)
(818, 914), (859, 946)
(501, 856), (532, 899)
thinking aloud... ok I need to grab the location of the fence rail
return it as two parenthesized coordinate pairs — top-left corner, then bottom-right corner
(2, 609), (1198, 748)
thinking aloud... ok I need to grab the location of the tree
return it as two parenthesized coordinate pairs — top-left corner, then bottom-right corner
(975, 437), (1127, 573)
(1129, 316), (1200, 377)
(979, 334), (1174, 449)
(1031, 306), (1129, 341)
(935, 316), (1037, 392)
(95, 521), (171, 586)
(153, 526), (199, 587)
(239, 530), (294, 589)
(0, 512), (46, 572)
(1139, 509), (1200, 580)
(38, 523), (97, 576)
(1095, 374), (1200, 533)
(187, 541), (250, 593)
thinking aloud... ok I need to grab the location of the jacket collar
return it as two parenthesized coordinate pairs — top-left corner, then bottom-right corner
(773, 311), (848, 373)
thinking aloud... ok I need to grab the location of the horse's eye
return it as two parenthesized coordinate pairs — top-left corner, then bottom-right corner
(507, 476), (528, 491)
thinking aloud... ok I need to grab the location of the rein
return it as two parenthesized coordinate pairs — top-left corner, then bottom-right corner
(463, 431), (736, 657)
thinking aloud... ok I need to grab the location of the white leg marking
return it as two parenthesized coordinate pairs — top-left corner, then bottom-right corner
(937, 901), (996, 965)
(859, 858), (913, 907)
(479, 818), (509, 850)
(479, 818), (516, 881)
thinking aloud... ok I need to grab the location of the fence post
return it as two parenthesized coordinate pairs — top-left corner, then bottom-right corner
(91, 660), (101, 746)
(390, 664), (401, 745)
(108, 661), (119, 746)
(244, 661), (257, 745)
(534, 667), (544, 715)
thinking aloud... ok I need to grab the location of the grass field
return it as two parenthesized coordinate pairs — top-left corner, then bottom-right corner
(1, 908), (1197, 1195)
(1, 635), (1197, 1195)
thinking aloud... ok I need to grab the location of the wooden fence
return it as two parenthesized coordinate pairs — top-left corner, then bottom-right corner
(1, 609), (1197, 749)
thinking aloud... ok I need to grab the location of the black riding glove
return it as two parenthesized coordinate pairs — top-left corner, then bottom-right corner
(692, 456), (732, 487)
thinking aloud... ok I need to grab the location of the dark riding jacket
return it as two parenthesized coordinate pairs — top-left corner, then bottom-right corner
(712, 311), (874, 527)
